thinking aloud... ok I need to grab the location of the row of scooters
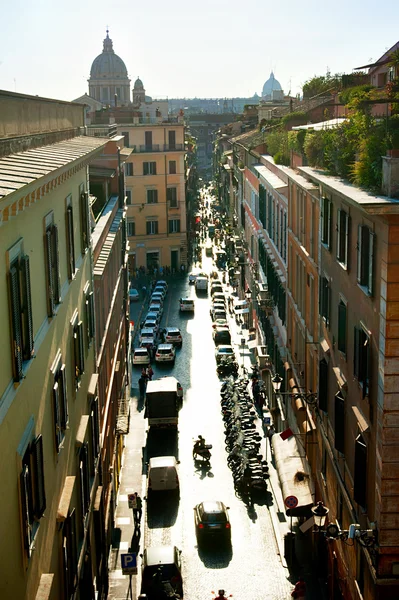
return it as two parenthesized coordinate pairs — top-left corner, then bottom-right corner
(220, 375), (270, 500)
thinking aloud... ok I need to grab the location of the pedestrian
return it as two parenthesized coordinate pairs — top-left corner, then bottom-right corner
(291, 576), (306, 599)
(159, 265), (164, 276)
(141, 367), (148, 382)
(133, 492), (142, 525)
(150, 343), (156, 360)
(146, 365), (153, 381)
(138, 377), (146, 399)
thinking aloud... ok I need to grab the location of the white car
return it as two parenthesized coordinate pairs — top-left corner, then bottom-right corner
(155, 344), (176, 364)
(179, 298), (195, 312)
(146, 311), (161, 325)
(143, 318), (159, 334)
(153, 286), (167, 299)
(132, 347), (151, 365)
(129, 288), (140, 302)
(195, 277), (208, 292)
(155, 280), (168, 292)
(149, 303), (163, 318)
(163, 327), (183, 346)
(139, 328), (156, 345)
(215, 345), (235, 363)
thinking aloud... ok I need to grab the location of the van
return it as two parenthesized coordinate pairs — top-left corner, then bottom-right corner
(195, 276), (208, 292)
(148, 456), (180, 493)
(179, 297), (195, 312)
(140, 546), (183, 598)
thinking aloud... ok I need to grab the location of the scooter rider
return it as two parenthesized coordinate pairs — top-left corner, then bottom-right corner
(213, 590), (228, 600)
(193, 435), (206, 457)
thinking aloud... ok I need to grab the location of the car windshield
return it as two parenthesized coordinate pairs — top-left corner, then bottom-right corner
(143, 565), (179, 580)
(167, 331), (180, 337)
(159, 348), (172, 354)
(219, 347), (233, 354)
(135, 349), (148, 356)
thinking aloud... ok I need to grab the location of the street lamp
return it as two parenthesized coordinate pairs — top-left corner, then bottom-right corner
(272, 373), (318, 407)
(271, 373), (282, 392)
(311, 501), (329, 529)
(310, 501), (378, 549)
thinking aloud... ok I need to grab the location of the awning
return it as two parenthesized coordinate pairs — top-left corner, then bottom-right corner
(271, 433), (314, 516)
(89, 166), (116, 178)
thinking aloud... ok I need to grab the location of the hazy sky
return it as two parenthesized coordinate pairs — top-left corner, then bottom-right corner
(0, 0), (398, 102)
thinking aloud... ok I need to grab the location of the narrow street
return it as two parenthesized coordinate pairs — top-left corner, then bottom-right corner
(109, 235), (295, 600)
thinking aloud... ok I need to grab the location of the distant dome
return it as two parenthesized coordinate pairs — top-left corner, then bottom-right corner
(90, 30), (128, 79)
(134, 77), (144, 90)
(262, 72), (283, 98)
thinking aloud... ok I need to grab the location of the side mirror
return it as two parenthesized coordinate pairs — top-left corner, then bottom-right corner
(176, 460), (181, 464)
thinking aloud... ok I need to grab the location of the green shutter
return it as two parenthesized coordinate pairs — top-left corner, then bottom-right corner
(59, 364), (69, 428)
(334, 391), (345, 454)
(45, 228), (55, 316)
(9, 264), (23, 381)
(338, 301), (347, 354)
(31, 435), (46, 518)
(66, 205), (75, 280)
(53, 381), (62, 452)
(357, 225), (362, 283)
(51, 224), (61, 303)
(20, 465), (32, 556)
(20, 255), (34, 360)
(368, 232), (375, 296)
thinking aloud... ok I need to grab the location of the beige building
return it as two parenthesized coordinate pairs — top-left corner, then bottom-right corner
(0, 91), (129, 600)
(120, 115), (187, 272)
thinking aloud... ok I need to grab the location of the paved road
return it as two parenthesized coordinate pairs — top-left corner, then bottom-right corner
(114, 247), (293, 600)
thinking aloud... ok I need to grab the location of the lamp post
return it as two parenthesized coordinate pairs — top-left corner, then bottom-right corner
(310, 501), (378, 549)
(241, 337), (246, 372)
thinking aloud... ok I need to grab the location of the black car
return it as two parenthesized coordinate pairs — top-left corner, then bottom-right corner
(194, 501), (231, 545)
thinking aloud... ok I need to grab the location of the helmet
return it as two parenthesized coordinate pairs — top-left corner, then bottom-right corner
(198, 435), (203, 440)
(218, 591), (225, 596)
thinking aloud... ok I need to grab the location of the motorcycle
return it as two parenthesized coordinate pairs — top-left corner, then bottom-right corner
(193, 442), (212, 462)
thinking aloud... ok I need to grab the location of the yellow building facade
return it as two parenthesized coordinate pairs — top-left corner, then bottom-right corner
(118, 120), (187, 273)
(0, 92), (109, 600)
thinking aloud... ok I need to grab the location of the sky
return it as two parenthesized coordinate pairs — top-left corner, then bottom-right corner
(0, 0), (398, 102)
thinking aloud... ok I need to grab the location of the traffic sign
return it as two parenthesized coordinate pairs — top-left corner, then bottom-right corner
(284, 495), (299, 509)
(121, 553), (137, 575)
(128, 494), (137, 509)
(263, 416), (271, 426)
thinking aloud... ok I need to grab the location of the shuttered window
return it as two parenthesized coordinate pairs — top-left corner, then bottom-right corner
(167, 187), (178, 207)
(146, 220), (158, 235)
(20, 435), (46, 557)
(66, 204), (76, 280)
(8, 254), (34, 382)
(73, 320), (85, 386)
(85, 287), (95, 347)
(44, 224), (61, 317)
(334, 391), (345, 454)
(53, 361), (68, 453)
(318, 359), (328, 412)
(63, 509), (78, 598)
(321, 197), (332, 249)
(354, 434), (367, 507)
(90, 396), (100, 475)
(357, 225), (375, 296)
(320, 276), (331, 326)
(337, 300), (347, 355)
(354, 325), (371, 398)
(80, 191), (90, 254)
(79, 444), (90, 516)
(337, 209), (350, 268)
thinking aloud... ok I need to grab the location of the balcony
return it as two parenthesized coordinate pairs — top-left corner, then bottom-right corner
(133, 144), (185, 153)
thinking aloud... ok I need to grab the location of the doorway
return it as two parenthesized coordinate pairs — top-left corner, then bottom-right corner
(171, 250), (179, 271)
(146, 251), (159, 271)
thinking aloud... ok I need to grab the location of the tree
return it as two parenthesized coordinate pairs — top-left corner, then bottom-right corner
(302, 72), (342, 99)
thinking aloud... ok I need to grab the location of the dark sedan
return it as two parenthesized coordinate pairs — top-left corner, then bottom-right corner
(194, 501), (231, 545)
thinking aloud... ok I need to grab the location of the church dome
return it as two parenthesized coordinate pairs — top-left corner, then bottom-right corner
(134, 77), (144, 90)
(90, 30), (128, 79)
(262, 72), (283, 98)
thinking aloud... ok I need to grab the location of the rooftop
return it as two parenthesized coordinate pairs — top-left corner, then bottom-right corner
(292, 118), (347, 131)
(254, 165), (287, 191)
(0, 136), (107, 200)
(299, 166), (399, 210)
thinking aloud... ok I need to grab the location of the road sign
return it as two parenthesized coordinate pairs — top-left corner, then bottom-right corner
(263, 416), (271, 426)
(284, 495), (299, 509)
(128, 494), (137, 509)
(121, 553), (137, 575)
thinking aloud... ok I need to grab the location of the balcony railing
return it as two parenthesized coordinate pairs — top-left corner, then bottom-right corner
(133, 144), (185, 153)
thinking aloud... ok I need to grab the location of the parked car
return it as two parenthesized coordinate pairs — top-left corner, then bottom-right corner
(162, 327), (183, 347)
(155, 343), (176, 364)
(140, 545), (183, 599)
(153, 287), (166, 299)
(212, 292), (226, 305)
(146, 311), (161, 325)
(139, 328), (156, 344)
(213, 326), (231, 346)
(194, 501), (231, 545)
(179, 297), (195, 312)
(212, 318), (229, 329)
(189, 269), (207, 284)
(132, 347), (151, 365)
(215, 345), (235, 363)
(129, 288), (140, 302)
(151, 292), (164, 304)
(147, 456), (180, 494)
(149, 304), (163, 319)
(195, 276), (208, 292)
(211, 308), (227, 322)
(211, 284), (223, 296)
(143, 318), (159, 334)
(155, 280), (168, 292)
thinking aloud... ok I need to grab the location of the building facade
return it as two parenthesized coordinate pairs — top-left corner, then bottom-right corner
(0, 91), (130, 600)
(120, 117), (187, 272)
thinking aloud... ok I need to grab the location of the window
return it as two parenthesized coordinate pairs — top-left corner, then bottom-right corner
(354, 434), (367, 507)
(168, 219), (181, 233)
(318, 359), (328, 412)
(354, 325), (370, 398)
(259, 185), (266, 229)
(143, 161), (156, 175)
(79, 444), (90, 517)
(283, 212), (287, 262)
(125, 162), (133, 176)
(334, 391), (345, 454)
(337, 489), (343, 527)
(52, 353), (68, 453)
(147, 189), (158, 204)
(337, 209), (349, 268)
(321, 448), (327, 480)
(44, 220), (61, 317)
(72, 313), (85, 388)
(168, 130), (176, 149)
(169, 160), (176, 174)
(80, 188), (90, 254)
(126, 190), (132, 205)
(338, 299), (347, 355)
(321, 197), (332, 249)
(8, 249), (34, 381)
(66, 197), (75, 280)
(127, 221), (135, 237)
(309, 275), (314, 337)
(146, 221), (158, 235)
(144, 131), (152, 150)
(63, 509), (78, 598)
(84, 283), (95, 348)
(167, 187), (178, 207)
(20, 434), (46, 558)
(122, 132), (130, 147)
(320, 276), (331, 326)
(357, 225), (375, 295)
(90, 397), (100, 475)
